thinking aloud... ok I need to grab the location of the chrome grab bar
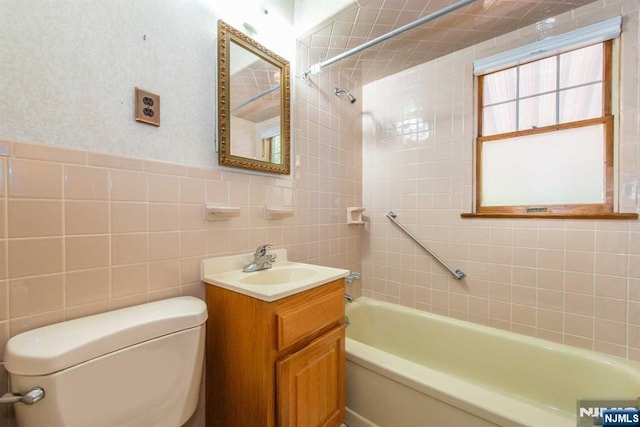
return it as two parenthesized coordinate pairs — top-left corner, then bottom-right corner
(386, 211), (466, 280)
(0, 387), (45, 405)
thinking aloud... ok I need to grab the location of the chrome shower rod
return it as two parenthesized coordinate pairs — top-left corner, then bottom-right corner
(230, 84), (280, 113)
(303, 0), (478, 78)
(386, 211), (466, 280)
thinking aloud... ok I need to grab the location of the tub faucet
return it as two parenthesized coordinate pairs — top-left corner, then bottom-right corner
(345, 293), (354, 303)
(243, 244), (277, 272)
(345, 272), (361, 283)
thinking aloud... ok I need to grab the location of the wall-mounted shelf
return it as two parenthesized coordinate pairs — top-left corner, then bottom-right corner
(347, 207), (365, 224)
(206, 204), (241, 221)
(265, 206), (294, 220)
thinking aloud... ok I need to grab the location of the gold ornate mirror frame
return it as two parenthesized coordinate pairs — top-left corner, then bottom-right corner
(218, 20), (291, 174)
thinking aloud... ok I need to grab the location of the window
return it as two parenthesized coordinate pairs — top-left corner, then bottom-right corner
(466, 16), (636, 219)
(476, 41), (613, 217)
(260, 126), (282, 164)
(261, 134), (281, 163)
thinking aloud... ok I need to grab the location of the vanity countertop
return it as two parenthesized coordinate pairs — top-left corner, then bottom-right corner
(201, 249), (349, 302)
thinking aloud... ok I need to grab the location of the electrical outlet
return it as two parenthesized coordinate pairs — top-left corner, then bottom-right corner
(135, 87), (160, 126)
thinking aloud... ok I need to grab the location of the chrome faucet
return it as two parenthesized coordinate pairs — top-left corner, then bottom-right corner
(345, 272), (361, 283)
(243, 244), (277, 272)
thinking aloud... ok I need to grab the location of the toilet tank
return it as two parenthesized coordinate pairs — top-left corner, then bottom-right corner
(4, 296), (208, 427)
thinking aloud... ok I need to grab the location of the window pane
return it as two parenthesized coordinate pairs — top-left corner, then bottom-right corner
(481, 124), (605, 206)
(483, 102), (516, 136)
(483, 68), (517, 105)
(559, 44), (603, 89)
(272, 135), (281, 164)
(518, 93), (556, 130)
(559, 83), (602, 123)
(519, 56), (557, 98)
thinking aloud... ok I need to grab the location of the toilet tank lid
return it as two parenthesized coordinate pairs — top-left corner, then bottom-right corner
(4, 296), (208, 376)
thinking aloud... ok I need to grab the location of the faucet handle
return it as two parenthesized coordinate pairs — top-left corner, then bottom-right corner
(255, 244), (273, 256)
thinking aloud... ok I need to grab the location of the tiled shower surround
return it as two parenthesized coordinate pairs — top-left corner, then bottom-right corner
(362, 0), (640, 361)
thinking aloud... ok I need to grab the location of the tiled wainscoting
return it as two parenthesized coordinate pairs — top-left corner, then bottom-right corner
(0, 133), (362, 426)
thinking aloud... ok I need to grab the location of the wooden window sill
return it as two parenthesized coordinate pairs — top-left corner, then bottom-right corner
(461, 212), (638, 220)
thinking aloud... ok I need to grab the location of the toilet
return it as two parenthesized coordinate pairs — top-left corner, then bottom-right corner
(3, 296), (207, 427)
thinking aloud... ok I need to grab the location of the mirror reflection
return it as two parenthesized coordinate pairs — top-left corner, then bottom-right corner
(218, 20), (290, 174)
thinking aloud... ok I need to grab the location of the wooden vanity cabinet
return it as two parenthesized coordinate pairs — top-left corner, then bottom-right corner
(206, 279), (346, 427)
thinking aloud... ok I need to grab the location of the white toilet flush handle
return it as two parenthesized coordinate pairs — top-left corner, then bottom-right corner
(0, 387), (45, 405)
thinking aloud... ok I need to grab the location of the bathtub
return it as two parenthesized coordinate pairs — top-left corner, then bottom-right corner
(345, 297), (640, 427)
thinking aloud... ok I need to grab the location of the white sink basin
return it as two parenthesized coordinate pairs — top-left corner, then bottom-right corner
(238, 266), (318, 285)
(201, 249), (349, 301)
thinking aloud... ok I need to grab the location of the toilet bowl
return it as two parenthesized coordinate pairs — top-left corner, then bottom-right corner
(3, 296), (207, 427)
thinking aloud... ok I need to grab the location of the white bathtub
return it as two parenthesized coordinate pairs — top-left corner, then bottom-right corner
(345, 297), (640, 427)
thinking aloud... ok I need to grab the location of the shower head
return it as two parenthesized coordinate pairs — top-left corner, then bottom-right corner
(334, 87), (356, 104)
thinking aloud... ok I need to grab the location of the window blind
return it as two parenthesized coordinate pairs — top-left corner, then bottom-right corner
(473, 16), (621, 76)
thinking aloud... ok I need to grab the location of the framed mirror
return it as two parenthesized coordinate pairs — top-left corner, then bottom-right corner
(217, 20), (291, 174)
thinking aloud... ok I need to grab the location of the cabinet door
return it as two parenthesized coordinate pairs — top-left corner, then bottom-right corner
(277, 325), (345, 427)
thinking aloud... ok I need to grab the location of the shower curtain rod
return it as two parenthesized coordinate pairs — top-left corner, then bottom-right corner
(231, 84), (280, 112)
(302, 0), (478, 79)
